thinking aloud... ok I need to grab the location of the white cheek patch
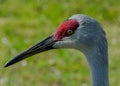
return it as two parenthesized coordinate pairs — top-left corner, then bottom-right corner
(53, 41), (63, 48)
(53, 40), (76, 49)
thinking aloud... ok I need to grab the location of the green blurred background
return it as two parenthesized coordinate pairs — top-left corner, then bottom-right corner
(0, 0), (120, 86)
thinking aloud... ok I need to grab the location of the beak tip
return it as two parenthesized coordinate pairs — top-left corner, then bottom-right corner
(4, 61), (13, 68)
(4, 63), (10, 68)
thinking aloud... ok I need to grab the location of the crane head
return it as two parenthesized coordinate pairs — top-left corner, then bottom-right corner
(4, 14), (105, 67)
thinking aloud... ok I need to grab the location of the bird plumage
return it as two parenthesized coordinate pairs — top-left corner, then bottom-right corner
(4, 14), (109, 86)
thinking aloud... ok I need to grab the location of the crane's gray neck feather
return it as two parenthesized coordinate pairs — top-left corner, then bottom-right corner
(79, 38), (109, 86)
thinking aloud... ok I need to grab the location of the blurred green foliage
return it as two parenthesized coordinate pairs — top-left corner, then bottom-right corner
(0, 0), (120, 86)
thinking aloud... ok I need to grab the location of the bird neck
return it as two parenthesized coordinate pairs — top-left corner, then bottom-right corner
(81, 42), (109, 86)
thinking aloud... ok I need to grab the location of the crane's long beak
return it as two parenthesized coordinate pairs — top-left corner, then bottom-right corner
(4, 35), (57, 67)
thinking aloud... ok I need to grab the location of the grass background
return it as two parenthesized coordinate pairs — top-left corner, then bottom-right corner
(0, 0), (120, 86)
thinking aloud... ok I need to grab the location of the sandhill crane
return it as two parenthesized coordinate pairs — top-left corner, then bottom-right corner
(4, 14), (109, 86)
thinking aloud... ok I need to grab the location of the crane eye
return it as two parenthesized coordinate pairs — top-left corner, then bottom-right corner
(66, 29), (74, 36)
